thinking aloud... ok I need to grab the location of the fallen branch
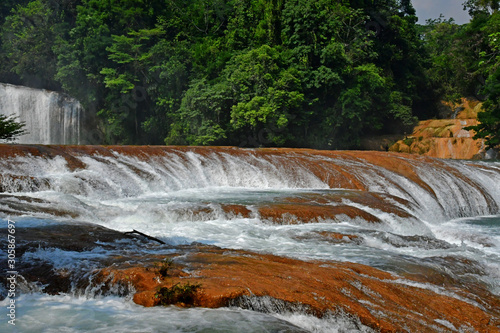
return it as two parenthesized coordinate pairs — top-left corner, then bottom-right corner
(124, 229), (166, 244)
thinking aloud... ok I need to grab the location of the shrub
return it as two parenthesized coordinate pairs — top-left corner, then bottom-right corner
(155, 282), (202, 306)
(154, 258), (174, 278)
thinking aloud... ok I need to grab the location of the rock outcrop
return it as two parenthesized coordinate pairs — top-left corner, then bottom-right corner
(389, 98), (495, 159)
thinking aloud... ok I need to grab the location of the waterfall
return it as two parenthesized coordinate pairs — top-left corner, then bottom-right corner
(0, 145), (499, 223)
(0, 83), (84, 144)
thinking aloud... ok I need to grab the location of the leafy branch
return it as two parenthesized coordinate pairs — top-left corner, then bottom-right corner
(0, 115), (27, 141)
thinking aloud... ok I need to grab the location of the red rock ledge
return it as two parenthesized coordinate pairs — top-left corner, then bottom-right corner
(95, 245), (499, 333)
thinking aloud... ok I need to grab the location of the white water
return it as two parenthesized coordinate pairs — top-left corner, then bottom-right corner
(0, 148), (499, 331)
(1, 294), (339, 333)
(0, 83), (84, 144)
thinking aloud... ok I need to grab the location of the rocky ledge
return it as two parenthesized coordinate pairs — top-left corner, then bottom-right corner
(389, 98), (498, 160)
(1, 223), (498, 333)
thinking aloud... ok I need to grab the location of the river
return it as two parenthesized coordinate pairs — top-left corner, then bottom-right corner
(0, 145), (499, 332)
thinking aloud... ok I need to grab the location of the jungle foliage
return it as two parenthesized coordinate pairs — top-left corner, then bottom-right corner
(0, 0), (498, 148)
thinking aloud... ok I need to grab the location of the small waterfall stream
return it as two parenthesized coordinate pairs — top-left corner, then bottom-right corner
(0, 83), (84, 144)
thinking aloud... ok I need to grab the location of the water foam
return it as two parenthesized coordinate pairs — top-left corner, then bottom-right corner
(0, 294), (309, 333)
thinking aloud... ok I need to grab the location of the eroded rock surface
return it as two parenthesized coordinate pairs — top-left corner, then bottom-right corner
(1, 223), (499, 333)
(389, 98), (495, 159)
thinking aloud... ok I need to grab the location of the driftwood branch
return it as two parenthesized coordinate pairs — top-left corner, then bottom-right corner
(124, 229), (166, 244)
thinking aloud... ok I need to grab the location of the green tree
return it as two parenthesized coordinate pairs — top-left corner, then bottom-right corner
(466, 18), (500, 149)
(55, 0), (169, 143)
(463, 0), (499, 15)
(0, 0), (436, 148)
(98, 29), (161, 143)
(146, 37), (192, 144)
(227, 45), (303, 146)
(0, 115), (26, 141)
(420, 17), (463, 102)
(468, 69), (500, 149)
(166, 77), (231, 145)
(1, 0), (62, 89)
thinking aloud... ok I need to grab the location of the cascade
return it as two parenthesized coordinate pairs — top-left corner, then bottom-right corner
(1, 145), (499, 332)
(0, 145), (498, 222)
(0, 83), (84, 144)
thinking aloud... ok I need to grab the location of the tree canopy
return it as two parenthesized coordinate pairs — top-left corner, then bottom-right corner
(0, 0), (498, 150)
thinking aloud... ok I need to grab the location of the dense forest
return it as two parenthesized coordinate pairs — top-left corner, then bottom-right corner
(0, 0), (498, 148)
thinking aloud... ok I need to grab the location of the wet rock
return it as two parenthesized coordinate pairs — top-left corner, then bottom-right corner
(0, 143), (491, 197)
(258, 203), (381, 224)
(0, 222), (163, 298)
(220, 204), (253, 218)
(293, 231), (362, 244)
(125, 248), (499, 333)
(0, 222), (499, 332)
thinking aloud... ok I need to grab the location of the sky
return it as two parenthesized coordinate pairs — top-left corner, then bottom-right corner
(412, 0), (471, 24)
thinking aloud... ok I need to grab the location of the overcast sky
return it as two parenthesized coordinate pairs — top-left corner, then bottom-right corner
(412, 0), (471, 24)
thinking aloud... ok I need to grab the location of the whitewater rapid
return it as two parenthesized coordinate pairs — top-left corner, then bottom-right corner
(0, 146), (499, 332)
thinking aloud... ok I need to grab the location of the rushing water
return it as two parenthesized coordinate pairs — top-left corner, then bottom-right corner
(0, 83), (84, 144)
(0, 292), (384, 333)
(0, 146), (499, 332)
